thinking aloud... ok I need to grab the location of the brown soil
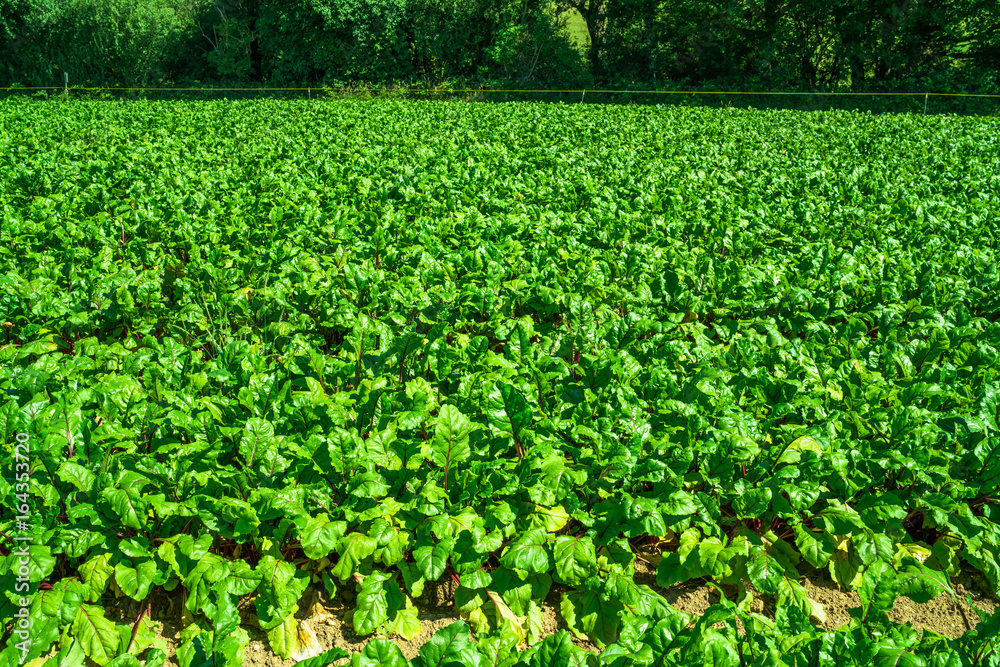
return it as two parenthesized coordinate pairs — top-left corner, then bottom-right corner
(632, 560), (998, 637)
(45, 565), (999, 667)
(802, 570), (997, 636)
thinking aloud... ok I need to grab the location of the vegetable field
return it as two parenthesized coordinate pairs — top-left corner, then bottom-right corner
(2, 99), (1000, 667)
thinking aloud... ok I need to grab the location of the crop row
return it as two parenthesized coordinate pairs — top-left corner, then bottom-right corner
(1, 99), (999, 666)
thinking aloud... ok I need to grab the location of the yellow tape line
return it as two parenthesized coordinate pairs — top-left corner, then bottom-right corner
(4, 87), (999, 98)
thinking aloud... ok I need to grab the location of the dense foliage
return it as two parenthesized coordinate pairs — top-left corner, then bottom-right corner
(1, 99), (1000, 666)
(0, 0), (997, 91)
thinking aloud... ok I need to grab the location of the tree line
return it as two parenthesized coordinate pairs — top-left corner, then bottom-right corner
(1, 0), (997, 92)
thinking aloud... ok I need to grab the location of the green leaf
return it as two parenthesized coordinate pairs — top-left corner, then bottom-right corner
(354, 571), (392, 636)
(300, 514), (347, 560)
(108, 653), (142, 667)
(475, 621), (520, 667)
(102, 488), (148, 530)
(267, 615), (301, 661)
(412, 620), (481, 667)
(176, 631), (211, 667)
(399, 561), (426, 597)
(41, 640), (88, 667)
(488, 382), (532, 440)
(57, 461), (96, 492)
(528, 505), (569, 533)
(605, 572), (672, 619)
(859, 560), (899, 622)
(829, 543), (864, 591)
(255, 556), (310, 630)
(794, 524), (833, 569)
(642, 615), (690, 659)
(289, 647), (351, 667)
(71, 604), (121, 666)
(212, 581), (242, 638)
(225, 560), (263, 596)
(552, 535), (598, 586)
(777, 576), (826, 625)
(460, 569), (492, 589)
(897, 559), (953, 604)
(215, 627), (250, 666)
(431, 405), (473, 485)
(697, 538), (730, 578)
(114, 560), (156, 601)
(331, 533), (378, 581)
(733, 486), (772, 519)
(357, 639), (408, 667)
(515, 631), (574, 667)
(746, 547), (785, 595)
(8, 544), (57, 586)
(385, 602), (421, 642)
(240, 417), (274, 468)
(414, 536), (456, 581)
(124, 610), (160, 656)
(500, 528), (552, 576)
(559, 588), (620, 648)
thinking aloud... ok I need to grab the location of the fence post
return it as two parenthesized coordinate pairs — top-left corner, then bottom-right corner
(924, 92), (928, 115)
(64, 72), (68, 99)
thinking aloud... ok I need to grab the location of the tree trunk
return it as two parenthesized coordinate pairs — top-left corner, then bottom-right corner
(644, 5), (656, 81)
(581, 0), (607, 78)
